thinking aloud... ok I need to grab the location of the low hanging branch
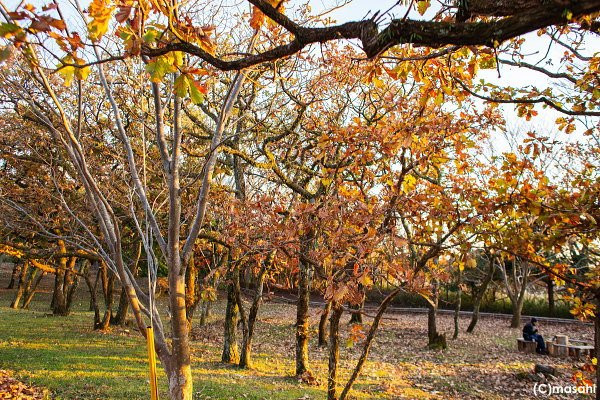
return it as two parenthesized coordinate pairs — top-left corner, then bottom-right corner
(141, 0), (600, 71)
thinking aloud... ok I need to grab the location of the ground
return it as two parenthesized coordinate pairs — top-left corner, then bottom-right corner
(0, 265), (595, 399)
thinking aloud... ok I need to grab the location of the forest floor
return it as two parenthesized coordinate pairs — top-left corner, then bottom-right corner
(0, 265), (595, 400)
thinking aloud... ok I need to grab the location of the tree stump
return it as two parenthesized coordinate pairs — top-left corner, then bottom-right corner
(428, 333), (447, 350)
(554, 335), (569, 358)
(517, 338), (536, 354)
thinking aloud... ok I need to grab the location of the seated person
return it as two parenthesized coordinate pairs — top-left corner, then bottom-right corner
(523, 317), (547, 354)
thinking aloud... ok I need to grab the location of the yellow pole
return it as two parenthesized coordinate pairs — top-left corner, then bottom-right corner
(146, 326), (159, 400)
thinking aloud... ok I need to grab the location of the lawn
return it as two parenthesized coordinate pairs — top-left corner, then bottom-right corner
(0, 273), (595, 399)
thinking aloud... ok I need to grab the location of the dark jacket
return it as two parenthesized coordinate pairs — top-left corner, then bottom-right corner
(522, 322), (538, 340)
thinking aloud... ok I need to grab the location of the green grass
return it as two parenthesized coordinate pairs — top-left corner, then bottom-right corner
(0, 306), (331, 399)
(0, 283), (593, 400)
(0, 287), (331, 400)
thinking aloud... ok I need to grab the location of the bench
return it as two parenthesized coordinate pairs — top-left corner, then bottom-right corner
(517, 338), (537, 354)
(549, 343), (568, 357)
(568, 345), (595, 360)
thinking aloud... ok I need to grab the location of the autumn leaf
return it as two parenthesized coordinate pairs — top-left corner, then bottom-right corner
(0, 23), (21, 38)
(0, 45), (13, 62)
(145, 53), (180, 83)
(188, 79), (207, 104)
(249, 0), (286, 30)
(87, 0), (114, 41)
(56, 56), (90, 86)
(417, 1), (430, 16)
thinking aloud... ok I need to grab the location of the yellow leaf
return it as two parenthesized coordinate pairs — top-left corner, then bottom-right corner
(87, 0), (114, 41)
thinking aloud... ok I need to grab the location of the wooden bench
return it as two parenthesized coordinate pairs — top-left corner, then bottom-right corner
(517, 338), (537, 354)
(568, 345), (595, 360)
(549, 343), (568, 357)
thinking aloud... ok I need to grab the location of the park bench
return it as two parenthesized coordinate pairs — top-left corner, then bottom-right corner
(546, 336), (595, 360)
(517, 338), (537, 354)
(568, 344), (595, 360)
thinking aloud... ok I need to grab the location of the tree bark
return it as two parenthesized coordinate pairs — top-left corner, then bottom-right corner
(318, 302), (331, 347)
(89, 267), (100, 311)
(64, 257), (80, 313)
(7, 263), (19, 289)
(327, 305), (343, 400)
(295, 256), (312, 376)
(239, 265), (267, 369)
(427, 282), (447, 349)
(52, 242), (68, 315)
(510, 296), (525, 328)
(199, 301), (212, 326)
(547, 278), (555, 317)
(167, 273), (193, 400)
(349, 293), (364, 324)
(112, 242), (142, 326)
(97, 262), (115, 330)
(185, 252), (200, 326)
(84, 261), (103, 329)
(22, 270), (46, 309)
(453, 267), (462, 340)
(427, 283), (439, 343)
(466, 258), (495, 333)
(221, 265), (240, 363)
(10, 261), (29, 309)
(595, 303), (599, 400)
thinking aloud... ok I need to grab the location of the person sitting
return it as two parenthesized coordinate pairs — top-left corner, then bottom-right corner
(523, 317), (547, 354)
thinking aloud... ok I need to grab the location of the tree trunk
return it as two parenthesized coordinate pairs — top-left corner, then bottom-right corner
(167, 272), (193, 400)
(10, 261), (29, 309)
(112, 242), (142, 326)
(510, 297), (524, 328)
(595, 305), (599, 400)
(185, 252), (200, 326)
(466, 258), (495, 333)
(327, 305), (343, 400)
(547, 278), (555, 317)
(52, 263), (67, 315)
(338, 288), (402, 400)
(21, 270), (46, 309)
(427, 283), (439, 343)
(349, 299), (364, 324)
(466, 302), (481, 333)
(112, 286), (130, 326)
(318, 302), (331, 347)
(64, 258), (80, 313)
(84, 262), (102, 329)
(295, 257), (312, 376)
(199, 301), (212, 326)
(427, 301), (438, 342)
(427, 283), (447, 349)
(167, 366), (193, 400)
(239, 266), (267, 369)
(89, 268), (100, 311)
(7, 263), (19, 289)
(453, 267), (462, 340)
(221, 265), (240, 363)
(97, 263), (115, 330)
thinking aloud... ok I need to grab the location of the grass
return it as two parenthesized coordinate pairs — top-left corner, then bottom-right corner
(0, 276), (595, 399)
(0, 304), (332, 399)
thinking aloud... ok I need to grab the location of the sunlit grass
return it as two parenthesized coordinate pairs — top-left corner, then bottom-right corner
(0, 288), (591, 399)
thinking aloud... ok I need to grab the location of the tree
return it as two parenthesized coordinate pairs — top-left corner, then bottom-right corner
(1, 0), (599, 398)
